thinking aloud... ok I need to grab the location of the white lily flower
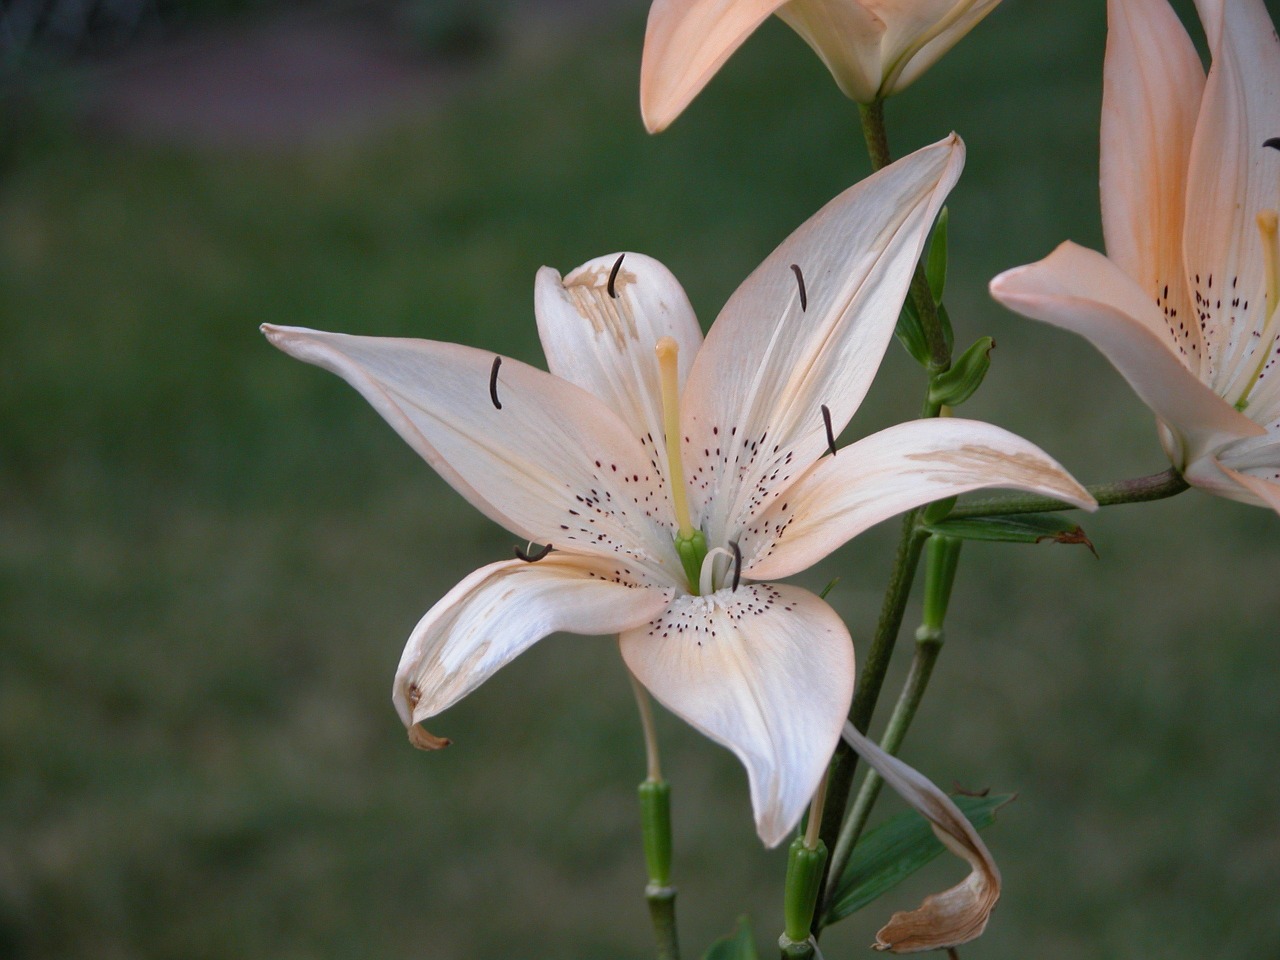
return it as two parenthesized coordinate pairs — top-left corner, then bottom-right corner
(640, 0), (1002, 132)
(990, 0), (1280, 514)
(264, 135), (1093, 846)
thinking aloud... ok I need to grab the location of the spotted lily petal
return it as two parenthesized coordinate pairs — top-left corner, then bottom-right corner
(683, 135), (964, 548)
(842, 722), (1000, 953)
(261, 325), (680, 576)
(1184, 0), (1280, 398)
(535, 253), (702, 481)
(1100, 0), (1205, 369)
(990, 242), (1263, 466)
(620, 584), (854, 846)
(743, 417), (1095, 581)
(395, 555), (674, 744)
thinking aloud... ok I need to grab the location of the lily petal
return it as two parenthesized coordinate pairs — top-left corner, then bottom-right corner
(619, 583), (854, 846)
(683, 135), (964, 548)
(1100, 0), (1205, 368)
(743, 417), (1094, 580)
(535, 253), (703, 482)
(394, 555), (674, 740)
(640, 0), (787, 133)
(882, 0), (1003, 97)
(990, 242), (1264, 463)
(773, 0), (889, 104)
(841, 722), (1001, 953)
(1190, 433), (1280, 513)
(261, 325), (680, 575)
(1184, 0), (1280, 393)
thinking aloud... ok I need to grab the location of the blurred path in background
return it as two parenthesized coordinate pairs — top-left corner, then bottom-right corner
(10, 0), (633, 148)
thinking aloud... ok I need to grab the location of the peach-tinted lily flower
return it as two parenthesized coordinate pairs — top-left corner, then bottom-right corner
(991, 0), (1280, 514)
(264, 136), (1092, 846)
(641, 0), (1002, 131)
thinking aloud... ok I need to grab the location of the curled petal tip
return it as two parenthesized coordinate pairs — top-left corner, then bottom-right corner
(408, 724), (452, 751)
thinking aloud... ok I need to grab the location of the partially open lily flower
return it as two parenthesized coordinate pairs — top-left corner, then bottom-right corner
(264, 135), (1093, 846)
(991, 0), (1280, 514)
(640, 0), (1002, 132)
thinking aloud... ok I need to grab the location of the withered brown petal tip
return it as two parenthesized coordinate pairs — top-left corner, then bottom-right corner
(408, 725), (452, 751)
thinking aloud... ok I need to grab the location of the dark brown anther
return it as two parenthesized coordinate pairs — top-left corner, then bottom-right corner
(821, 404), (837, 457)
(1264, 137), (1280, 151)
(514, 542), (553, 562)
(790, 263), (807, 311)
(608, 253), (626, 299)
(730, 540), (742, 591)
(489, 356), (503, 410)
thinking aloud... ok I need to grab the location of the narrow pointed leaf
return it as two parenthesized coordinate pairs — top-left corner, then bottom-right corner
(702, 916), (759, 960)
(895, 296), (931, 367)
(823, 794), (1014, 926)
(925, 207), (949, 305)
(924, 512), (1094, 550)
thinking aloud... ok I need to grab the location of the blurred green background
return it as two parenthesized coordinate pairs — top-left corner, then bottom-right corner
(3, 0), (1279, 957)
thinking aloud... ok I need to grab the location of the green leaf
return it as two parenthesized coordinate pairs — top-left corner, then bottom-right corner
(926, 207), (948, 305)
(936, 301), (955, 355)
(703, 916), (759, 960)
(928, 336), (994, 408)
(925, 514), (1096, 554)
(824, 793), (1013, 926)
(895, 296), (930, 367)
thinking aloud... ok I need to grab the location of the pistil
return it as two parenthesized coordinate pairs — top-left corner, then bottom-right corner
(657, 336), (707, 589)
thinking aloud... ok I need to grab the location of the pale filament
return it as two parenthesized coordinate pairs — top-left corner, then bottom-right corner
(698, 546), (735, 597)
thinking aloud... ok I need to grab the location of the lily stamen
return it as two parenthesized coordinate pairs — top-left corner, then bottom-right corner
(698, 546), (734, 597)
(489, 356), (503, 410)
(514, 542), (553, 562)
(790, 263), (808, 312)
(729, 540), (742, 591)
(608, 253), (626, 299)
(821, 404), (837, 457)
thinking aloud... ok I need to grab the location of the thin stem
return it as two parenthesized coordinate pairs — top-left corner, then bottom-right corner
(631, 672), (679, 960)
(859, 98), (950, 372)
(829, 621), (945, 891)
(629, 670), (662, 781)
(858, 100), (893, 170)
(646, 888), (681, 960)
(948, 467), (1189, 519)
(805, 767), (830, 851)
(815, 513), (929, 920)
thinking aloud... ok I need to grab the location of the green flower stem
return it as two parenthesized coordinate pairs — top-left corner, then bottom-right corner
(859, 98), (951, 373)
(646, 887), (681, 960)
(814, 512), (930, 923)
(779, 770), (832, 959)
(858, 99), (893, 170)
(630, 673), (680, 960)
(948, 467), (1189, 519)
(824, 537), (961, 909)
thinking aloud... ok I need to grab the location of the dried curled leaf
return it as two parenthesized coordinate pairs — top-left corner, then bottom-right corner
(408, 724), (452, 751)
(842, 722), (1001, 953)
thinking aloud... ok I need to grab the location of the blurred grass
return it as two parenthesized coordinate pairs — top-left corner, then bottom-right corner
(2, 1), (1279, 958)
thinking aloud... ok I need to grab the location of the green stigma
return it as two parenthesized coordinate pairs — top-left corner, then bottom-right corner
(675, 529), (708, 594)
